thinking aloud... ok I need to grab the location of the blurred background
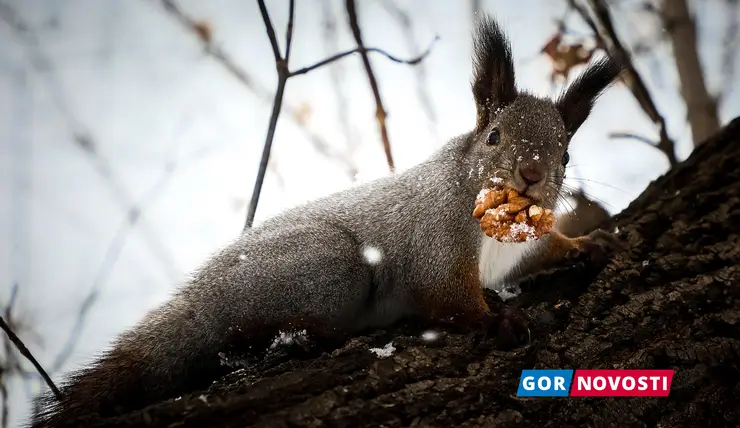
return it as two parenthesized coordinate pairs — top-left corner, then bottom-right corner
(0, 0), (738, 426)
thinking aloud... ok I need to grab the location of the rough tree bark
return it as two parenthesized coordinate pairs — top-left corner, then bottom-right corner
(71, 118), (739, 428)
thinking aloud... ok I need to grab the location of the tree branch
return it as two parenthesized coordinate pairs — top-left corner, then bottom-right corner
(379, 0), (439, 135)
(572, 0), (679, 166)
(607, 131), (668, 151)
(243, 0), (435, 229)
(157, 0), (351, 168)
(320, 1), (359, 181)
(346, 0), (396, 173)
(0, 316), (61, 400)
(245, 0), (295, 230)
(659, 0), (720, 146)
(290, 41), (436, 77)
(257, 0), (283, 63)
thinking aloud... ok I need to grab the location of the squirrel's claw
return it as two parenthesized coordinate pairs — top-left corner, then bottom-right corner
(566, 228), (626, 262)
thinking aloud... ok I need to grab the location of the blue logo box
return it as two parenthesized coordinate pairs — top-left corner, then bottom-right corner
(516, 369), (574, 397)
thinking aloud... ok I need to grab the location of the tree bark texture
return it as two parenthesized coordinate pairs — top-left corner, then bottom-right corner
(77, 118), (740, 428)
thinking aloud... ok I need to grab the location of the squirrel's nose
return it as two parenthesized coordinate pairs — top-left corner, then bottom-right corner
(517, 162), (545, 185)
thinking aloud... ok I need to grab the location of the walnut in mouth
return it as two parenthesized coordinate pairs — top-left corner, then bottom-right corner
(472, 186), (555, 242)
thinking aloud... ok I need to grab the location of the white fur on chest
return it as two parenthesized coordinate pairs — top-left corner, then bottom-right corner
(478, 236), (538, 291)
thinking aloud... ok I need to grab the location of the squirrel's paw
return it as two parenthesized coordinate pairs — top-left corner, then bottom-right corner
(468, 307), (530, 350)
(567, 229), (626, 262)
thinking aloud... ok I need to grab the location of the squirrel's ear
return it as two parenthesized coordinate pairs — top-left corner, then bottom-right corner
(556, 56), (624, 138)
(471, 15), (517, 131)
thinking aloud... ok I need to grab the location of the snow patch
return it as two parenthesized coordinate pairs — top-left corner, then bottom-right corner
(497, 285), (521, 301)
(362, 245), (383, 265)
(270, 329), (308, 349)
(369, 341), (396, 358)
(421, 330), (439, 342)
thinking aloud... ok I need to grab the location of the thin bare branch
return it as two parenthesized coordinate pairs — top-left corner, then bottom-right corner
(244, 0), (435, 228)
(660, 0), (719, 146)
(320, 0), (358, 179)
(284, 0), (295, 61)
(379, 0), (438, 135)
(608, 131), (660, 147)
(51, 114), (193, 373)
(346, 0), (395, 173)
(256, 0), (282, 63)
(0, 1), (182, 281)
(156, 0), (349, 165)
(573, 0), (678, 166)
(289, 39), (437, 77)
(245, 0), (295, 230)
(0, 316), (61, 400)
(1, 372), (7, 428)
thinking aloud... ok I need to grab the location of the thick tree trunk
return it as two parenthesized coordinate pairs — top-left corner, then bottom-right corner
(81, 118), (740, 428)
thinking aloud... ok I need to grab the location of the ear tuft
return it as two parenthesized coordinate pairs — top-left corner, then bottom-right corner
(556, 55), (625, 138)
(471, 15), (517, 131)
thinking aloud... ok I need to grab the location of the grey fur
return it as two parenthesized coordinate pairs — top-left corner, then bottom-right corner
(30, 14), (624, 427)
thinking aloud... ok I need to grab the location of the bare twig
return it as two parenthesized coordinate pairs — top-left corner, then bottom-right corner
(346, 0), (396, 173)
(1, 283), (20, 426)
(0, 1), (181, 281)
(1, 369), (7, 428)
(572, 0), (679, 166)
(157, 0), (349, 165)
(608, 131), (661, 147)
(289, 41), (436, 77)
(0, 316), (61, 400)
(660, 0), (719, 146)
(244, 0), (435, 229)
(379, 0), (438, 134)
(51, 112), (195, 374)
(245, 0), (296, 230)
(320, 0), (358, 180)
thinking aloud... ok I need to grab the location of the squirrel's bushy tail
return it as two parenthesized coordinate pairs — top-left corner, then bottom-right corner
(30, 296), (231, 428)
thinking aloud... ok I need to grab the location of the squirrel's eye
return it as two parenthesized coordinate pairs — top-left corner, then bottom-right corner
(562, 152), (570, 166)
(486, 129), (500, 146)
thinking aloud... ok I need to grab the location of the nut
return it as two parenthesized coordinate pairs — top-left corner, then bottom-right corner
(472, 185), (555, 242)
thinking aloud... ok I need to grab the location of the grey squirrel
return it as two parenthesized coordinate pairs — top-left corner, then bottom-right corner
(31, 15), (624, 427)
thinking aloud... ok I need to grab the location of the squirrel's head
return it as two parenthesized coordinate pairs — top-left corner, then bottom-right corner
(465, 15), (624, 210)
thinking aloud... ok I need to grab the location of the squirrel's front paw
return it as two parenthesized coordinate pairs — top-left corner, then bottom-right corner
(567, 229), (626, 262)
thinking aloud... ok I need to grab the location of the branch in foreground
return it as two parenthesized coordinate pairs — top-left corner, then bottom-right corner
(346, 0), (396, 173)
(245, 0), (296, 230)
(572, 0), (678, 166)
(243, 1), (435, 229)
(0, 316), (61, 400)
(289, 41), (436, 77)
(608, 131), (658, 147)
(157, 0), (352, 169)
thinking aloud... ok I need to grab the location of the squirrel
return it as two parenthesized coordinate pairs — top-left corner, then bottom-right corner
(30, 14), (625, 427)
